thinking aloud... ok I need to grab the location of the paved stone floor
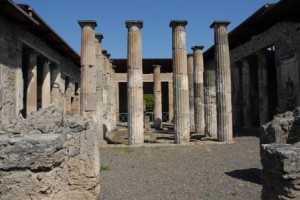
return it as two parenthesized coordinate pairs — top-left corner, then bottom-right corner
(100, 127), (262, 200)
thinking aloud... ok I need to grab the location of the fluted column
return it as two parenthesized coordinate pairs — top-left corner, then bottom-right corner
(78, 20), (97, 117)
(115, 77), (119, 123)
(95, 33), (105, 143)
(231, 62), (241, 129)
(41, 59), (51, 108)
(187, 54), (195, 131)
(257, 49), (269, 125)
(242, 59), (252, 128)
(126, 20), (144, 145)
(26, 50), (37, 115)
(192, 46), (205, 135)
(204, 66), (218, 139)
(210, 20), (232, 142)
(111, 64), (116, 130)
(168, 80), (174, 122)
(50, 64), (63, 108)
(153, 65), (162, 122)
(170, 20), (190, 144)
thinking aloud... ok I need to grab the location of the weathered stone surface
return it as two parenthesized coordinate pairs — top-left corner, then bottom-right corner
(260, 108), (300, 145)
(154, 118), (162, 130)
(261, 143), (300, 200)
(210, 20), (233, 142)
(0, 107), (100, 200)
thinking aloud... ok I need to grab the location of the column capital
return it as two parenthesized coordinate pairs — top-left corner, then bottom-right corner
(78, 20), (97, 28)
(210, 20), (231, 29)
(153, 65), (161, 69)
(102, 50), (107, 56)
(95, 33), (104, 42)
(125, 20), (143, 29)
(187, 53), (193, 58)
(191, 45), (204, 51)
(169, 20), (188, 28)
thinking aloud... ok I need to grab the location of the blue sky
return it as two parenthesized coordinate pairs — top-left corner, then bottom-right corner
(14, 0), (279, 58)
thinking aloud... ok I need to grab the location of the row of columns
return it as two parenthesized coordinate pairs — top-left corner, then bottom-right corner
(25, 50), (77, 117)
(232, 49), (270, 129)
(125, 20), (233, 145)
(78, 19), (233, 145)
(78, 20), (117, 144)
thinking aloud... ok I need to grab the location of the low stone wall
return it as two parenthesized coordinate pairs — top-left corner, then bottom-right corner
(260, 108), (300, 145)
(261, 143), (300, 200)
(260, 107), (300, 199)
(0, 107), (100, 200)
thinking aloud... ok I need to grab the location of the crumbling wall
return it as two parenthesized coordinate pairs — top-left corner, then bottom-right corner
(260, 107), (300, 199)
(0, 107), (100, 200)
(230, 21), (300, 112)
(0, 12), (80, 124)
(261, 144), (300, 200)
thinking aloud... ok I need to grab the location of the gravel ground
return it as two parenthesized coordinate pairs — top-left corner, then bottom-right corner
(100, 134), (262, 200)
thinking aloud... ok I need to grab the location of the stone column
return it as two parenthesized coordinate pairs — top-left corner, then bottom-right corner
(153, 65), (162, 122)
(231, 62), (241, 129)
(50, 64), (64, 109)
(26, 50), (37, 115)
(257, 49), (269, 125)
(242, 59), (252, 128)
(126, 20), (144, 145)
(95, 33), (105, 143)
(102, 50), (108, 131)
(110, 63), (116, 130)
(116, 81), (119, 123)
(210, 20), (233, 142)
(187, 53), (195, 131)
(170, 20), (190, 144)
(41, 59), (51, 108)
(204, 66), (218, 139)
(78, 20), (97, 117)
(168, 80), (174, 122)
(192, 46), (205, 135)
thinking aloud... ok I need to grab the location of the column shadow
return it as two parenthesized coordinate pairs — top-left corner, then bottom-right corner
(225, 168), (261, 185)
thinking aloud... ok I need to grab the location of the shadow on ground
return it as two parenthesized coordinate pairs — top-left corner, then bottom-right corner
(225, 168), (261, 185)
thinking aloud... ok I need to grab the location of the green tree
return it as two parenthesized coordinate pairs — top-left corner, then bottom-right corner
(144, 94), (154, 112)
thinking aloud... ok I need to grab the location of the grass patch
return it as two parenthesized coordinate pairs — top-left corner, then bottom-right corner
(100, 165), (110, 171)
(114, 147), (134, 154)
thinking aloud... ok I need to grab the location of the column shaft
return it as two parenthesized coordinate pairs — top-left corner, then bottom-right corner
(41, 59), (51, 108)
(95, 33), (105, 143)
(78, 20), (97, 117)
(50, 64), (63, 107)
(26, 51), (37, 115)
(231, 63), (241, 129)
(153, 65), (162, 121)
(187, 54), (195, 131)
(168, 80), (174, 122)
(126, 20), (144, 145)
(242, 59), (252, 128)
(170, 20), (190, 144)
(204, 67), (218, 139)
(211, 20), (233, 142)
(192, 46), (205, 135)
(257, 50), (269, 125)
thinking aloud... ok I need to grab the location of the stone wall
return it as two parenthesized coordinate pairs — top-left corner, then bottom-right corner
(0, 14), (80, 124)
(230, 21), (300, 113)
(260, 108), (300, 199)
(0, 107), (100, 200)
(261, 143), (300, 200)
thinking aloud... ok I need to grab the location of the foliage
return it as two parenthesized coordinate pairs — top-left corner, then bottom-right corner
(100, 165), (110, 171)
(144, 94), (154, 112)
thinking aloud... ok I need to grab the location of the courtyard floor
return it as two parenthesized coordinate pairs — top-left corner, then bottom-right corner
(100, 127), (262, 200)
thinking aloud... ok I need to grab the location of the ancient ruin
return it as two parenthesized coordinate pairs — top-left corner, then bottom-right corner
(1, 0), (300, 198)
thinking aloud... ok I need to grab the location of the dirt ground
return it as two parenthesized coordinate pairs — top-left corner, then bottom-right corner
(100, 126), (262, 200)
